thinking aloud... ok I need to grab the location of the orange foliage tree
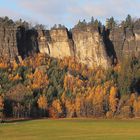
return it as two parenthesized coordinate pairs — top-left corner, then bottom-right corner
(65, 99), (76, 118)
(49, 99), (63, 118)
(37, 95), (48, 116)
(9, 73), (22, 81)
(109, 86), (118, 114)
(32, 70), (49, 90)
(133, 96), (140, 117)
(75, 95), (85, 117)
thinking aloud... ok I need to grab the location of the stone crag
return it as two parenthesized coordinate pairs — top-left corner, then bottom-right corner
(1, 23), (140, 68)
(37, 26), (110, 68)
(0, 25), (18, 61)
(110, 26), (140, 62)
(72, 26), (110, 68)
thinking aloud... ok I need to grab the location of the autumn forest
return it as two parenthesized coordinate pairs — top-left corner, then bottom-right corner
(0, 53), (140, 120)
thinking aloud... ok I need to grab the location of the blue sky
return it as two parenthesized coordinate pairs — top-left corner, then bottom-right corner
(0, 0), (140, 28)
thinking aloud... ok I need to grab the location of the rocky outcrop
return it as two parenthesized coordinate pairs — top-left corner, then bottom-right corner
(37, 28), (74, 58)
(72, 26), (110, 68)
(36, 26), (112, 68)
(50, 28), (73, 58)
(0, 25), (116, 68)
(0, 25), (18, 61)
(110, 26), (140, 61)
(1, 20), (140, 69)
(37, 30), (50, 54)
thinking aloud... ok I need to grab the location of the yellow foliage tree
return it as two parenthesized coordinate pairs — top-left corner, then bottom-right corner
(32, 70), (49, 89)
(133, 96), (140, 117)
(92, 86), (104, 117)
(75, 95), (84, 117)
(65, 99), (75, 117)
(9, 73), (22, 81)
(129, 93), (136, 106)
(37, 95), (48, 110)
(12, 60), (18, 70)
(50, 99), (63, 118)
(109, 86), (118, 113)
(0, 62), (8, 69)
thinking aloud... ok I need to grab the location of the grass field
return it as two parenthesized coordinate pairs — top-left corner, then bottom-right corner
(0, 119), (140, 140)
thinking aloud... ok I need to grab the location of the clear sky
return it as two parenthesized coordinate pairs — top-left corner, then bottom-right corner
(0, 0), (140, 28)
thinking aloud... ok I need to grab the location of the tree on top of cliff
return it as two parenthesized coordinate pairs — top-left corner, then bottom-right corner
(132, 17), (140, 29)
(94, 19), (102, 28)
(0, 16), (14, 26)
(74, 18), (102, 30)
(51, 24), (66, 29)
(74, 19), (87, 29)
(126, 14), (132, 27)
(106, 17), (117, 30)
(91, 16), (94, 24)
(34, 24), (47, 30)
(15, 19), (30, 29)
(121, 14), (134, 29)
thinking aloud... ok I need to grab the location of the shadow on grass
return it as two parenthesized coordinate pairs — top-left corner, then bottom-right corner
(1, 117), (48, 124)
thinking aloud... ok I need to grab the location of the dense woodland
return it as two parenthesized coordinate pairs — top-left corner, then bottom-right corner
(1, 15), (140, 120)
(0, 53), (140, 120)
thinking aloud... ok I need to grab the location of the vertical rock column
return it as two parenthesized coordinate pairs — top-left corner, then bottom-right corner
(0, 25), (18, 61)
(37, 29), (50, 54)
(72, 26), (110, 68)
(49, 28), (73, 58)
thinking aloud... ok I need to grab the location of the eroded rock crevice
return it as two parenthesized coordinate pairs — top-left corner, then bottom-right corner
(102, 27), (117, 65)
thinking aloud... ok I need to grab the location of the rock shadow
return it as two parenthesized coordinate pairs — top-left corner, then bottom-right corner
(102, 27), (117, 65)
(16, 26), (39, 59)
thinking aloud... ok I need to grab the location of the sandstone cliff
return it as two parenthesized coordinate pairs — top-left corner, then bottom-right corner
(37, 28), (74, 59)
(110, 26), (140, 61)
(49, 28), (74, 58)
(72, 26), (110, 68)
(0, 25), (18, 61)
(1, 20), (140, 69)
(36, 26), (111, 68)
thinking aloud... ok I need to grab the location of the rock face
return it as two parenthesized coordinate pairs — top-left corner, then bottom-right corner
(0, 25), (18, 61)
(1, 23), (140, 69)
(72, 26), (110, 68)
(37, 30), (50, 54)
(37, 28), (74, 59)
(49, 28), (73, 58)
(110, 26), (140, 61)
(36, 25), (140, 68)
(36, 26), (111, 68)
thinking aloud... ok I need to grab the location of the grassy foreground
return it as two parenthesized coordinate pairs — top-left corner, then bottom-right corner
(0, 119), (140, 140)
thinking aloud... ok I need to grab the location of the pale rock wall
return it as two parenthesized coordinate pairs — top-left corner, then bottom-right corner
(0, 25), (113, 69)
(38, 28), (73, 59)
(72, 27), (110, 68)
(5, 24), (140, 69)
(37, 27), (110, 68)
(37, 30), (49, 54)
(49, 28), (73, 58)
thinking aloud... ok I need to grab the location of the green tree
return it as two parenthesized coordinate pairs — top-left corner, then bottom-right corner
(126, 14), (132, 27)
(0, 95), (4, 122)
(91, 16), (94, 24)
(106, 17), (116, 29)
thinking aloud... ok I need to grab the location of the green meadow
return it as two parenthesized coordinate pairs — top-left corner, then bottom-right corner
(0, 119), (140, 140)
